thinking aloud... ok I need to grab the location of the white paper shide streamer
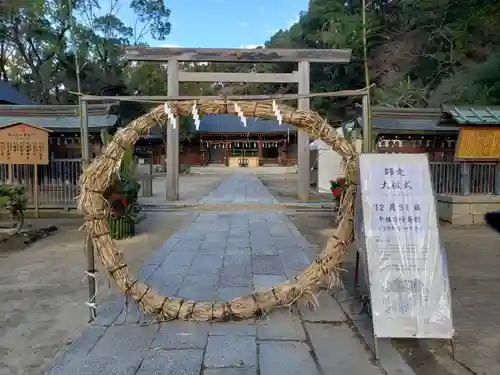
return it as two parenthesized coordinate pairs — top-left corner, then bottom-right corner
(233, 102), (247, 127)
(164, 102), (177, 129)
(192, 101), (200, 130)
(272, 100), (282, 125)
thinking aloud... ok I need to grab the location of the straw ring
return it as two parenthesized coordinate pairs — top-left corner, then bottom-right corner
(77, 99), (358, 321)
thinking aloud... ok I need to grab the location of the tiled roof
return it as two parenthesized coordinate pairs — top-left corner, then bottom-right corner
(370, 106), (443, 120)
(0, 103), (112, 116)
(0, 104), (117, 130)
(197, 114), (296, 133)
(442, 105), (500, 124)
(0, 115), (117, 130)
(0, 82), (32, 105)
(371, 118), (458, 133)
(349, 107), (458, 134)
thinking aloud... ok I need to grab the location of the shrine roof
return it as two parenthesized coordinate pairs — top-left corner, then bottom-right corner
(196, 114), (296, 134)
(0, 115), (117, 131)
(0, 82), (32, 105)
(371, 118), (458, 134)
(441, 105), (500, 124)
(0, 122), (52, 132)
(349, 106), (456, 134)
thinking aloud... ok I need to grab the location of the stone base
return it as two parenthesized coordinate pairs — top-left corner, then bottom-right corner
(436, 194), (500, 225)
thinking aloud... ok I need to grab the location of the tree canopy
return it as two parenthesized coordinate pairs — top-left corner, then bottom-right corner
(1, 0), (499, 121)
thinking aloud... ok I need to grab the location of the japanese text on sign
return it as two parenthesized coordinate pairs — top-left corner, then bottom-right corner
(380, 167), (412, 190)
(358, 153), (453, 339)
(0, 123), (50, 165)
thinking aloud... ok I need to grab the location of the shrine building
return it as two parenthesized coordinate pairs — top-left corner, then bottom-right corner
(366, 107), (459, 160)
(0, 104), (117, 159)
(135, 114), (297, 168)
(352, 105), (500, 225)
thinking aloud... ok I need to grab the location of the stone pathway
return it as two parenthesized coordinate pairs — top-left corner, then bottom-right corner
(198, 173), (278, 204)
(46, 173), (388, 375)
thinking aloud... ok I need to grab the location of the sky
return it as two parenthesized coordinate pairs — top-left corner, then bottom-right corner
(119, 0), (309, 48)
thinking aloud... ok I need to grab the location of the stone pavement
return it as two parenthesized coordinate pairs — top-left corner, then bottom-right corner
(46, 173), (391, 375)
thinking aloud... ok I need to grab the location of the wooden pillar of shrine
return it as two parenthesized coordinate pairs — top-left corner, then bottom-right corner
(257, 135), (263, 166)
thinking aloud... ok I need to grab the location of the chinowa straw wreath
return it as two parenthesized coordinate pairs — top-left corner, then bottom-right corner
(78, 99), (358, 321)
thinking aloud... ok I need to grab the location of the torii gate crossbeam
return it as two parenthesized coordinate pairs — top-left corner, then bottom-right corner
(123, 47), (352, 201)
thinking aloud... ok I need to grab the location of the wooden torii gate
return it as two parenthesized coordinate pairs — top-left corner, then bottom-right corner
(122, 47), (352, 201)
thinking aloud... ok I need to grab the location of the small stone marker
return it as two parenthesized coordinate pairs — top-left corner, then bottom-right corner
(357, 153), (454, 339)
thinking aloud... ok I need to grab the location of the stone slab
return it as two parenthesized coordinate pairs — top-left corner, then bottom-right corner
(252, 255), (284, 275)
(89, 324), (158, 356)
(219, 270), (253, 287)
(91, 297), (124, 327)
(257, 310), (306, 341)
(209, 321), (257, 337)
(189, 254), (224, 274)
(203, 367), (257, 375)
(253, 274), (286, 290)
(49, 326), (107, 368)
(204, 336), (257, 368)
(258, 341), (319, 375)
(113, 300), (155, 325)
(338, 298), (416, 375)
(151, 322), (209, 350)
(46, 354), (143, 375)
(299, 292), (346, 323)
(217, 286), (254, 301)
(304, 323), (384, 375)
(137, 349), (204, 375)
(177, 284), (218, 300)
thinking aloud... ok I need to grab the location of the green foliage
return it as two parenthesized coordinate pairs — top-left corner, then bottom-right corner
(374, 77), (429, 108)
(117, 173), (141, 204)
(429, 52), (500, 106)
(2, 0), (500, 112)
(116, 146), (140, 204)
(0, 0), (172, 102)
(0, 184), (27, 212)
(108, 215), (135, 239)
(120, 145), (137, 177)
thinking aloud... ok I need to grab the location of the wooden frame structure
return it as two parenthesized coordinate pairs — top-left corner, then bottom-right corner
(122, 47), (352, 201)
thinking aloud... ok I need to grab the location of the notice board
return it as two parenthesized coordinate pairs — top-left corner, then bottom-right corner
(455, 127), (500, 159)
(357, 153), (453, 339)
(0, 123), (51, 165)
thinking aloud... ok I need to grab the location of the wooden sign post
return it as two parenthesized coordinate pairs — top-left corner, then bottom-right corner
(0, 123), (52, 217)
(355, 153), (454, 358)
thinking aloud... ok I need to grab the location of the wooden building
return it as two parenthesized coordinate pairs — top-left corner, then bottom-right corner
(137, 114), (298, 168)
(441, 105), (500, 160)
(352, 107), (460, 160)
(0, 104), (117, 159)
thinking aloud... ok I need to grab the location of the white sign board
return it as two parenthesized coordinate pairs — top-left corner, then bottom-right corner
(309, 139), (343, 193)
(358, 153), (453, 339)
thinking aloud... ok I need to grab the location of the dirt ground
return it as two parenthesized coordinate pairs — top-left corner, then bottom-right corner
(0, 174), (224, 375)
(260, 173), (500, 375)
